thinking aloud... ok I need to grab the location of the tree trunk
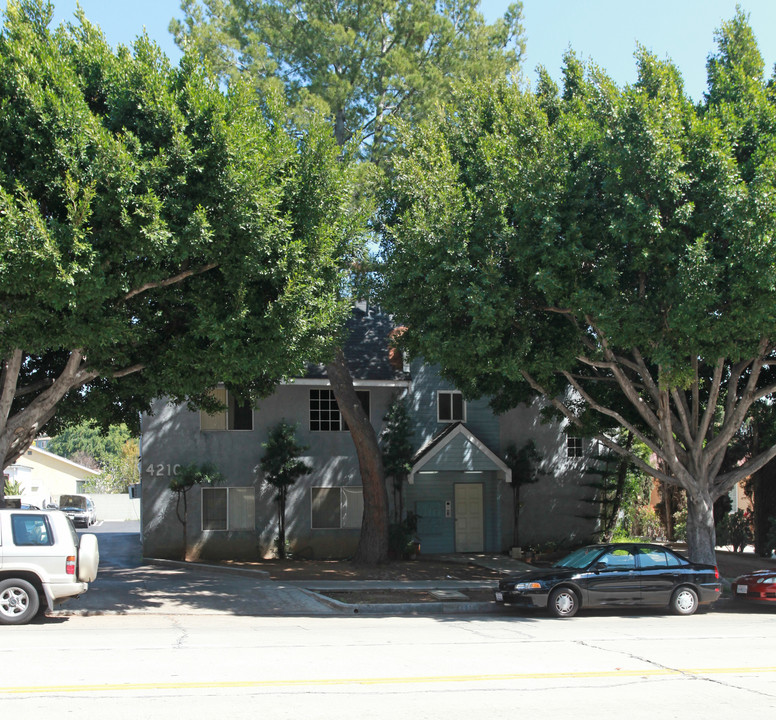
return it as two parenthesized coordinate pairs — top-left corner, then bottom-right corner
(685, 487), (717, 565)
(180, 491), (189, 562)
(278, 488), (287, 560)
(326, 348), (389, 564)
(512, 485), (521, 547)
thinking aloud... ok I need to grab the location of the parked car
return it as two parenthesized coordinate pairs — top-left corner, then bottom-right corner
(58, 494), (96, 527)
(731, 569), (776, 605)
(495, 543), (721, 618)
(0, 508), (99, 624)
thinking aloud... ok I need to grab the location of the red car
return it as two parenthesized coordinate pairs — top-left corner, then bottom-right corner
(731, 569), (776, 604)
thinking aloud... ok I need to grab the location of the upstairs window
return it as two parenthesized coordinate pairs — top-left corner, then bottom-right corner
(200, 388), (254, 431)
(566, 436), (584, 458)
(310, 389), (370, 432)
(437, 391), (465, 422)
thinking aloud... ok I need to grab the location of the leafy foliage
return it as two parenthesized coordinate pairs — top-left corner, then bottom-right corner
(380, 395), (414, 522)
(715, 509), (753, 552)
(47, 422), (132, 468)
(0, 0), (353, 478)
(260, 421), (311, 558)
(173, 0), (526, 565)
(382, 9), (776, 564)
(3, 477), (21, 495)
(82, 438), (140, 494)
(172, 0), (525, 163)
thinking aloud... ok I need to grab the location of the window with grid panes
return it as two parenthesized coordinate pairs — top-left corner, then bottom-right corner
(309, 389), (370, 431)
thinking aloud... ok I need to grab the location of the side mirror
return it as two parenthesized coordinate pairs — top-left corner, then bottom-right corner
(593, 562), (608, 572)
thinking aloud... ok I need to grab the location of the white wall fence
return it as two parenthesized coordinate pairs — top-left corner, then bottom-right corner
(92, 493), (140, 521)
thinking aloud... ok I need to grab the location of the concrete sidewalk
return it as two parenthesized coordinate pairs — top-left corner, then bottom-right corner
(52, 553), (525, 619)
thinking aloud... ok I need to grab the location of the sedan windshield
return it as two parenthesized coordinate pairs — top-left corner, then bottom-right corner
(554, 546), (605, 569)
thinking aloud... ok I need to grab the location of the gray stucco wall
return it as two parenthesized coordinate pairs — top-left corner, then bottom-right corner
(498, 400), (600, 550)
(141, 383), (406, 560)
(140, 361), (600, 560)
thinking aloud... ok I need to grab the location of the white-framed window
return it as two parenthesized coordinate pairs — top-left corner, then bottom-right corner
(437, 390), (465, 422)
(309, 389), (370, 432)
(566, 436), (584, 458)
(201, 487), (255, 531)
(311, 487), (364, 529)
(200, 388), (254, 431)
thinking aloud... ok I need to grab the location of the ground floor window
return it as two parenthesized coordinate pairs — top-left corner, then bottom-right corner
(311, 487), (363, 529)
(201, 487), (255, 531)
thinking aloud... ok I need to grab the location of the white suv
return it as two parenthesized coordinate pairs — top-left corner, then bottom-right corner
(0, 508), (99, 625)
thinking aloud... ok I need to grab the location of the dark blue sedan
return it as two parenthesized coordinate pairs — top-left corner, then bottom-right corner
(495, 543), (721, 618)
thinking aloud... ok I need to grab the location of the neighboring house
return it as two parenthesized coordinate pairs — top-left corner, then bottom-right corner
(140, 304), (599, 560)
(3, 442), (100, 508)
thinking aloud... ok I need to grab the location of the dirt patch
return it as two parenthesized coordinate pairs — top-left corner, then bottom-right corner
(216, 557), (505, 582)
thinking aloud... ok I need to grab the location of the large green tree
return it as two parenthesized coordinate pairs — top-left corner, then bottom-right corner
(47, 421), (133, 467)
(382, 11), (776, 565)
(0, 1), (354, 503)
(173, 0), (525, 563)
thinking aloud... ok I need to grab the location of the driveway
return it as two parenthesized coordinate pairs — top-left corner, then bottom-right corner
(61, 522), (335, 617)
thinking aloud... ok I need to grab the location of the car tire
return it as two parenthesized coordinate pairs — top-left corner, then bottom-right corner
(77, 533), (100, 583)
(0, 578), (40, 625)
(670, 586), (698, 616)
(548, 586), (579, 618)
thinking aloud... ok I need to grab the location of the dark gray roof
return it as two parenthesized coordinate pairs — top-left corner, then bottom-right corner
(305, 304), (410, 382)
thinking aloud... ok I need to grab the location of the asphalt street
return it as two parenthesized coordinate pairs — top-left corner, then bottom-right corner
(3, 609), (775, 717)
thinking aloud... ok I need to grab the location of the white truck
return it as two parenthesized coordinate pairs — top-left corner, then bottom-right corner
(0, 508), (99, 625)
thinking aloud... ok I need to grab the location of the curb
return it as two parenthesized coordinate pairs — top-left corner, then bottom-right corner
(304, 588), (502, 615)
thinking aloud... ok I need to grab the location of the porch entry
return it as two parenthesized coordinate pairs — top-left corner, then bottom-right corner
(454, 483), (484, 552)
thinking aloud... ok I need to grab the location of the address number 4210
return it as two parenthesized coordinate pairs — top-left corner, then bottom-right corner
(145, 464), (181, 477)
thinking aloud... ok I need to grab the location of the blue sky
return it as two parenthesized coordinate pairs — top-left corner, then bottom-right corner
(2, 0), (776, 101)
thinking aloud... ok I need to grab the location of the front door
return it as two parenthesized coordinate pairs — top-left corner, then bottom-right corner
(454, 483), (484, 552)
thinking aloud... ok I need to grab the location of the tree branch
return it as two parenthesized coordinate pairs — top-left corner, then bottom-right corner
(123, 262), (218, 301)
(560, 369), (665, 460)
(0, 349), (23, 430)
(713, 442), (776, 496)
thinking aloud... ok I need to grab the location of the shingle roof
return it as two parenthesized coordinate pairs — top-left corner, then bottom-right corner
(305, 304), (410, 382)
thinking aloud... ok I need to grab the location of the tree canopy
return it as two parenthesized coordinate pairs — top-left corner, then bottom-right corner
(381, 9), (776, 564)
(172, 0), (526, 563)
(47, 421), (133, 467)
(172, 0), (525, 162)
(0, 1), (355, 488)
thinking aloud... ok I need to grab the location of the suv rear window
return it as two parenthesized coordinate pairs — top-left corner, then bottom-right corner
(11, 514), (53, 546)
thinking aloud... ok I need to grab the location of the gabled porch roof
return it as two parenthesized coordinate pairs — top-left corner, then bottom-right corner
(409, 422), (512, 484)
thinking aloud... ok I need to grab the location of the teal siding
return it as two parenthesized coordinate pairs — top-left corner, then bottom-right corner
(407, 471), (501, 554)
(408, 362), (500, 455)
(419, 434), (502, 473)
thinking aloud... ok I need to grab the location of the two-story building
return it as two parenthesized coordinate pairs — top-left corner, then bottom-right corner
(140, 305), (599, 560)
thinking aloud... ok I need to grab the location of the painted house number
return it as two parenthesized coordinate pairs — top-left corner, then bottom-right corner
(145, 463), (181, 477)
